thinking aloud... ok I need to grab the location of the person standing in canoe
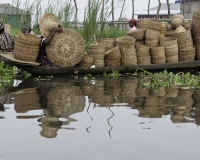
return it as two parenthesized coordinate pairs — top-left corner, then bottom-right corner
(128, 18), (138, 32)
(0, 22), (15, 53)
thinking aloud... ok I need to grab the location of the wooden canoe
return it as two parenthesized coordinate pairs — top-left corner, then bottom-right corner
(13, 60), (200, 75)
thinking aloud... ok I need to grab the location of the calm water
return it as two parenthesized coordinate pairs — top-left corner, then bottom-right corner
(0, 76), (200, 160)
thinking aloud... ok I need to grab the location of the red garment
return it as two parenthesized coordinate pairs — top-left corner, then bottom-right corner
(129, 19), (136, 24)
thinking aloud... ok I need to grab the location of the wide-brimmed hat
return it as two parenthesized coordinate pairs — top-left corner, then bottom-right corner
(0, 53), (40, 66)
(39, 13), (60, 38)
(46, 28), (86, 67)
(4, 24), (11, 34)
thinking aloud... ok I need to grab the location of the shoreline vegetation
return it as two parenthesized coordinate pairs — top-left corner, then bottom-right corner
(6, 0), (129, 42)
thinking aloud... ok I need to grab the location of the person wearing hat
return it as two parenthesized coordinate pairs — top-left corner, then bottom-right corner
(0, 22), (15, 53)
(128, 18), (138, 32)
(36, 25), (62, 67)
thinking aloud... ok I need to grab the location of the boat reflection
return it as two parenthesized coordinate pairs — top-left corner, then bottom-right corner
(3, 77), (200, 137)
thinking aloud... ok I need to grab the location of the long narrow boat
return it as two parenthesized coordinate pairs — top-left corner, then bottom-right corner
(12, 60), (200, 75)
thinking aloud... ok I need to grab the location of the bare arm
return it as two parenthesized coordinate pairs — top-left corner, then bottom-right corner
(42, 25), (63, 47)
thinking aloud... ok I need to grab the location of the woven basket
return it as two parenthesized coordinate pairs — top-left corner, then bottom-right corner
(136, 44), (150, 53)
(192, 11), (200, 19)
(152, 56), (166, 64)
(14, 44), (39, 62)
(165, 87), (178, 97)
(76, 55), (94, 68)
(105, 59), (121, 67)
(15, 33), (41, 47)
(174, 25), (186, 33)
(150, 88), (166, 97)
(160, 37), (177, 46)
(116, 36), (135, 45)
(165, 30), (176, 37)
(135, 41), (145, 46)
(138, 19), (149, 29)
(105, 51), (121, 60)
(105, 45), (119, 55)
(165, 46), (178, 57)
(171, 17), (184, 29)
(145, 29), (161, 40)
(46, 28), (85, 67)
(137, 50), (151, 57)
(179, 54), (195, 62)
(183, 20), (191, 30)
(176, 29), (192, 41)
(178, 38), (194, 49)
(145, 39), (159, 47)
(137, 56), (151, 64)
(151, 46), (165, 58)
(127, 29), (145, 40)
(166, 55), (178, 63)
(39, 13), (60, 38)
(97, 38), (116, 46)
(172, 14), (184, 20)
(149, 20), (162, 31)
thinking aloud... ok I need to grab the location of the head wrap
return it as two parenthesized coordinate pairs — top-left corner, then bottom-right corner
(0, 22), (4, 30)
(129, 19), (136, 24)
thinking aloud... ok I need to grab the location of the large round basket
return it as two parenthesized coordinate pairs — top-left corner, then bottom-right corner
(39, 13), (60, 38)
(46, 28), (85, 67)
(116, 36), (135, 45)
(127, 29), (145, 40)
(171, 17), (184, 29)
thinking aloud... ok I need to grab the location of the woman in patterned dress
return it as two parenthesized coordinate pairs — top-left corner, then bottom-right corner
(0, 22), (15, 53)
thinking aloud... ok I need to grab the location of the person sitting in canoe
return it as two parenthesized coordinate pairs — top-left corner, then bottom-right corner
(0, 22), (15, 53)
(128, 18), (138, 32)
(36, 25), (62, 67)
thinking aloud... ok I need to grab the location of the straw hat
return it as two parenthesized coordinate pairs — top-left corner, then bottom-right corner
(4, 24), (11, 34)
(39, 13), (60, 38)
(0, 53), (40, 66)
(46, 28), (85, 67)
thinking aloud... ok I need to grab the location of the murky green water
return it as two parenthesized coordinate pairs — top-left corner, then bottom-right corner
(0, 76), (200, 160)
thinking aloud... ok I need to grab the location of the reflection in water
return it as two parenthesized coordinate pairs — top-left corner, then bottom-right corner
(4, 77), (200, 138)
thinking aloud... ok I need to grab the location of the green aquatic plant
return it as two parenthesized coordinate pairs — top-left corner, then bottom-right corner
(84, 74), (94, 81)
(135, 68), (200, 91)
(103, 70), (121, 79)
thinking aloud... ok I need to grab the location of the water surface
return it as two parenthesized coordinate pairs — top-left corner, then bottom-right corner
(0, 77), (200, 160)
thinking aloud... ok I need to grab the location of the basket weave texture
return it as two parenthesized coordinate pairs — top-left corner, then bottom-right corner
(46, 28), (85, 67)
(14, 33), (40, 62)
(127, 29), (145, 40)
(39, 13), (60, 38)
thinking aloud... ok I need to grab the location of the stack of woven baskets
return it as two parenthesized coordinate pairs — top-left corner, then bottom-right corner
(87, 44), (105, 67)
(145, 29), (160, 47)
(76, 55), (94, 68)
(136, 44), (151, 64)
(127, 29), (145, 45)
(192, 11), (200, 60)
(97, 38), (116, 52)
(105, 46), (121, 66)
(116, 36), (137, 65)
(151, 46), (166, 64)
(160, 37), (179, 63)
(14, 33), (41, 62)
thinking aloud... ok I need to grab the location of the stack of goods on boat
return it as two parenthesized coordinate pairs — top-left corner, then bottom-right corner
(14, 33), (41, 63)
(116, 36), (137, 65)
(192, 11), (200, 60)
(87, 43), (105, 67)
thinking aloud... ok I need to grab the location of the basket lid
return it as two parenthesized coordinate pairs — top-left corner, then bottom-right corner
(39, 13), (60, 38)
(46, 28), (85, 67)
(0, 53), (40, 66)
